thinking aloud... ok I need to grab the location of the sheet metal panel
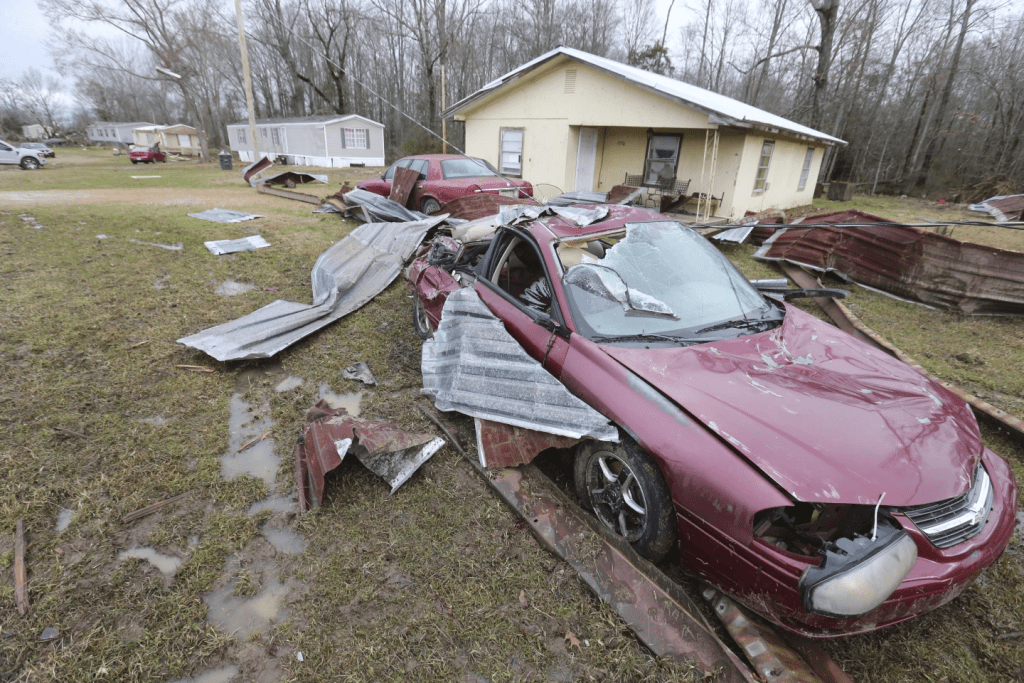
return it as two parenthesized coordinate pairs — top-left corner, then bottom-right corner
(204, 235), (271, 255)
(474, 462), (756, 682)
(441, 193), (541, 221)
(342, 188), (431, 222)
(474, 417), (581, 468)
(178, 217), (444, 360)
(389, 166), (420, 207)
(421, 287), (618, 441)
(189, 208), (263, 224)
(754, 223), (1024, 315)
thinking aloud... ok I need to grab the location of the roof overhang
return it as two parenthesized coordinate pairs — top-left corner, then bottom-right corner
(445, 49), (845, 147)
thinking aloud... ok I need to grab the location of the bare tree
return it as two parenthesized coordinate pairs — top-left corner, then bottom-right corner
(809, 0), (840, 128)
(19, 68), (64, 137)
(40, 0), (221, 160)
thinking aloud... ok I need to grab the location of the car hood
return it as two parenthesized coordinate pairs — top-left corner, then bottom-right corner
(600, 307), (981, 506)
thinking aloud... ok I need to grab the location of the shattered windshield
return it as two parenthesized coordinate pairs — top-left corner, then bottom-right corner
(560, 221), (777, 343)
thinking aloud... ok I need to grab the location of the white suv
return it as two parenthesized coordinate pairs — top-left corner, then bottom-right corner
(0, 140), (48, 169)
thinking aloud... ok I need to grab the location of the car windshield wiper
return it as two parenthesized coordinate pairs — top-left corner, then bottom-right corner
(591, 332), (699, 345)
(695, 315), (780, 335)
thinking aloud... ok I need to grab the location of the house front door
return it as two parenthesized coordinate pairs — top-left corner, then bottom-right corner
(574, 127), (598, 192)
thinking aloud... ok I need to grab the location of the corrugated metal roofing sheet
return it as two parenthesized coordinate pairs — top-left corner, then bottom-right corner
(753, 223), (1024, 315)
(190, 208), (263, 224)
(204, 235), (271, 255)
(448, 47), (844, 145)
(178, 217), (444, 360)
(421, 287), (618, 441)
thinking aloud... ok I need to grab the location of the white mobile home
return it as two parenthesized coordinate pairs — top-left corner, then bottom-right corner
(88, 122), (154, 146)
(225, 115), (385, 167)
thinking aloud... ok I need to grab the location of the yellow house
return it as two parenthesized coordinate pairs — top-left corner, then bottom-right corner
(445, 48), (846, 220)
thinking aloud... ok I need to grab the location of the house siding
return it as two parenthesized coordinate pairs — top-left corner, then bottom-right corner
(227, 117), (384, 166)
(460, 57), (833, 218)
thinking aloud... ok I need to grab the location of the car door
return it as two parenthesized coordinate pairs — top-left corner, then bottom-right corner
(406, 158), (431, 208)
(474, 228), (571, 377)
(0, 142), (16, 165)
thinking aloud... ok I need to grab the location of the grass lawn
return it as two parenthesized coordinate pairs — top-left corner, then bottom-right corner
(1, 153), (1021, 682)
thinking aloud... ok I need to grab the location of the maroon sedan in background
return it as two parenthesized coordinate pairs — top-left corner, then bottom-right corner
(357, 154), (532, 214)
(130, 147), (166, 164)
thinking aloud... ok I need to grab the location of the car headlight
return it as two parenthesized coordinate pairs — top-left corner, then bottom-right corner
(799, 525), (917, 617)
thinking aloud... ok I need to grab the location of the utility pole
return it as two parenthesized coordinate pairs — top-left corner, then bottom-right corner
(441, 64), (448, 154)
(234, 0), (260, 162)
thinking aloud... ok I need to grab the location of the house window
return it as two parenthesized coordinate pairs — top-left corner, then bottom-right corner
(341, 128), (368, 149)
(499, 128), (523, 177)
(238, 129), (246, 144)
(753, 140), (775, 194)
(271, 127), (280, 145)
(644, 134), (681, 186)
(260, 127), (267, 138)
(798, 147), (814, 191)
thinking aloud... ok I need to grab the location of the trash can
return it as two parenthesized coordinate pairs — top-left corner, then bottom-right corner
(218, 150), (233, 171)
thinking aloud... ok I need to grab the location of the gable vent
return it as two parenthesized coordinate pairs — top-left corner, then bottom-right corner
(564, 69), (577, 94)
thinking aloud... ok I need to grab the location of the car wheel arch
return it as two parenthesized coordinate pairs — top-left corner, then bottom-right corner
(561, 342), (793, 542)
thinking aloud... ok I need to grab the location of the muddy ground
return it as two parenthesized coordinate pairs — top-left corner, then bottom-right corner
(1, 150), (1022, 683)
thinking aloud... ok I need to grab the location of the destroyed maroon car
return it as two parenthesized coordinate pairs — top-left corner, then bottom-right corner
(409, 205), (1018, 637)
(357, 154), (533, 214)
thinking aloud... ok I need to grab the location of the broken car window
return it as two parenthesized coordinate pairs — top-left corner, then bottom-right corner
(563, 264), (676, 318)
(561, 221), (775, 342)
(491, 237), (552, 314)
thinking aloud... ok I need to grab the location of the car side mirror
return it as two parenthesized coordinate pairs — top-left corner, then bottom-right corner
(533, 313), (570, 339)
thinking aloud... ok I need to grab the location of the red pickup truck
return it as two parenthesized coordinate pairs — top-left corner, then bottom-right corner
(129, 147), (166, 164)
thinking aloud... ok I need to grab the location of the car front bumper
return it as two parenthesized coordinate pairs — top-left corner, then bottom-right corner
(677, 447), (1018, 637)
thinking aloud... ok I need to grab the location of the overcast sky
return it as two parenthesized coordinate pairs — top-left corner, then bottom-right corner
(1, 0), (58, 83)
(2, 0), (688, 94)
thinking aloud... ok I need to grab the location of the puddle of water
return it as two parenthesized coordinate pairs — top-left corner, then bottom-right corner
(118, 546), (182, 575)
(274, 376), (303, 393)
(166, 664), (240, 683)
(317, 382), (362, 416)
(221, 393), (278, 486)
(247, 494), (295, 516)
(261, 524), (307, 555)
(55, 509), (73, 532)
(204, 576), (290, 640)
(215, 279), (255, 296)
(139, 415), (171, 427)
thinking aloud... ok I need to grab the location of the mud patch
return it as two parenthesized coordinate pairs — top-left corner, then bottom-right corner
(317, 382), (362, 416)
(166, 664), (240, 683)
(274, 376), (303, 393)
(119, 546), (183, 575)
(247, 494), (295, 516)
(221, 394), (278, 486)
(204, 568), (290, 639)
(261, 524), (307, 555)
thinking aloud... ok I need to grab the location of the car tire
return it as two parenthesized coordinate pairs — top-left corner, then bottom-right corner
(161, 158), (166, 163)
(412, 296), (432, 340)
(574, 438), (677, 564)
(421, 197), (441, 215)
(20, 157), (40, 170)
(131, 160), (138, 165)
